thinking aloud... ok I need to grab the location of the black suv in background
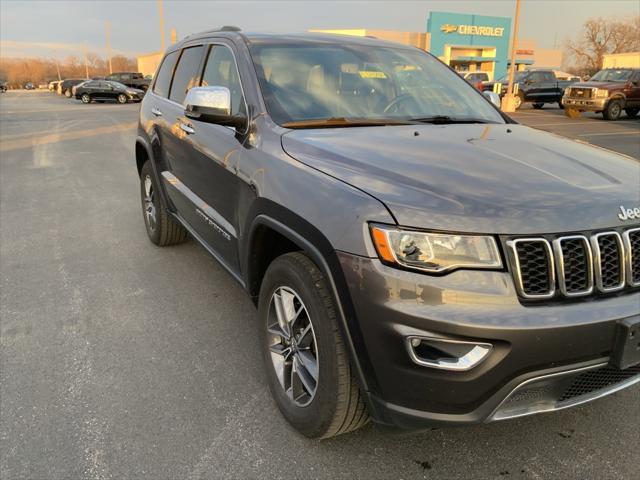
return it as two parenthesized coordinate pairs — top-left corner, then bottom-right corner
(482, 69), (575, 109)
(135, 28), (640, 438)
(106, 72), (151, 91)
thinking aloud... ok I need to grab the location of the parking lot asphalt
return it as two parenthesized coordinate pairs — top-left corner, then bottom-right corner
(1, 91), (639, 480)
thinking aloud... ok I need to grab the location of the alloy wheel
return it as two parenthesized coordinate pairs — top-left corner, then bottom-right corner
(267, 286), (319, 407)
(143, 175), (156, 231)
(118, 94), (127, 104)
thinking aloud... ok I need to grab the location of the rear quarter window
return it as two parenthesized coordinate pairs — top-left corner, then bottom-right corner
(153, 51), (180, 98)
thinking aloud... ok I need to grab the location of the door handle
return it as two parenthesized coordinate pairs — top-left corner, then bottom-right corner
(151, 107), (162, 117)
(179, 122), (195, 135)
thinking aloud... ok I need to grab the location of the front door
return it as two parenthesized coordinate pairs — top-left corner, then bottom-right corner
(168, 42), (248, 274)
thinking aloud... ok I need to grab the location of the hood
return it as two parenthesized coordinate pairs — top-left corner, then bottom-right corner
(570, 81), (627, 90)
(281, 124), (640, 234)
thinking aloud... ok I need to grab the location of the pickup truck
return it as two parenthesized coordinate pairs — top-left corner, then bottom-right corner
(562, 68), (640, 120)
(136, 28), (640, 438)
(482, 69), (575, 109)
(105, 72), (151, 91)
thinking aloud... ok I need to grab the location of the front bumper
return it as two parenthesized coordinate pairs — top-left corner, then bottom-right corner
(562, 96), (607, 111)
(337, 252), (640, 430)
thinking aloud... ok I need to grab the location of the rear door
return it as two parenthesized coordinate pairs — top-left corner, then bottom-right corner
(625, 70), (640, 107)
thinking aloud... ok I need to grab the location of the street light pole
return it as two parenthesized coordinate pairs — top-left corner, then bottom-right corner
(157, 0), (166, 52)
(83, 43), (90, 79)
(503, 0), (522, 112)
(105, 21), (113, 75)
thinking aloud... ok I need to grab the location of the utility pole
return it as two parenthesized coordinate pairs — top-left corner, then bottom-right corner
(83, 43), (90, 79)
(157, 0), (166, 52)
(105, 21), (113, 74)
(503, 0), (521, 112)
(53, 51), (62, 81)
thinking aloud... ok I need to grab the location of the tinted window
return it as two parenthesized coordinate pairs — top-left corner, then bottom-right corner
(153, 50), (179, 97)
(169, 46), (204, 104)
(250, 44), (504, 124)
(543, 72), (555, 81)
(201, 45), (245, 116)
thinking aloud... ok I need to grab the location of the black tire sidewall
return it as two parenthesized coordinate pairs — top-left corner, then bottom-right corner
(140, 161), (162, 244)
(605, 100), (622, 120)
(258, 254), (341, 437)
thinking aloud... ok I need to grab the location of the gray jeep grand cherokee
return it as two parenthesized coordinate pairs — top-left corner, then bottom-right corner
(135, 27), (640, 438)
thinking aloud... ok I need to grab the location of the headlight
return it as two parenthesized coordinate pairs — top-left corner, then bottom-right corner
(595, 89), (608, 98)
(370, 224), (502, 273)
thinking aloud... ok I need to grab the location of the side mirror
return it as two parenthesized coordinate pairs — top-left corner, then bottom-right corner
(184, 86), (246, 130)
(483, 91), (501, 108)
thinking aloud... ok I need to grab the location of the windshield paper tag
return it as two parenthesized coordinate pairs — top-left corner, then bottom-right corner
(359, 71), (387, 79)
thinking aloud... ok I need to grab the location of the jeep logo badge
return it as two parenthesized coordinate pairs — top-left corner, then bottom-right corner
(618, 205), (640, 221)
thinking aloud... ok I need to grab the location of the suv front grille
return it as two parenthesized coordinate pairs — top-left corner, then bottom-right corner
(567, 87), (594, 99)
(507, 228), (639, 300)
(558, 364), (640, 403)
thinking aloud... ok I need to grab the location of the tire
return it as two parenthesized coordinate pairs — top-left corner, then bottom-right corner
(139, 161), (187, 246)
(625, 107), (639, 118)
(117, 93), (127, 104)
(532, 103), (544, 109)
(81, 93), (91, 104)
(64, 89), (71, 98)
(514, 92), (524, 110)
(603, 99), (623, 121)
(259, 252), (369, 439)
(558, 101), (564, 110)
(564, 107), (581, 119)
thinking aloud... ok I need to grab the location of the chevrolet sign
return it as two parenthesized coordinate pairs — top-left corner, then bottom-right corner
(440, 24), (505, 37)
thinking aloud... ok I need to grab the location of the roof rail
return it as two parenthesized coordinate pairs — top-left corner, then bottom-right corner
(183, 26), (242, 40)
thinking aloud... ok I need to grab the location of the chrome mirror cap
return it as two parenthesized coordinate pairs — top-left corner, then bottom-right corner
(483, 90), (501, 108)
(184, 86), (231, 115)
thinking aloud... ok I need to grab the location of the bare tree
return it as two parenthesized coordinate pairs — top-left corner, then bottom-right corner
(564, 16), (640, 75)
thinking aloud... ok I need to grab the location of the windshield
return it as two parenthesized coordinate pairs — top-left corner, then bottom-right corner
(590, 69), (633, 82)
(249, 43), (504, 125)
(496, 71), (527, 83)
(106, 81), (127, 89)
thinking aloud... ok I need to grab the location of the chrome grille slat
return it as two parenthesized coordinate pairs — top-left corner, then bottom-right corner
(552, 235), (593, 297)
(509, 228), (638, 300)
(622, 228), (640, 287)
(591, 232), (625, 292)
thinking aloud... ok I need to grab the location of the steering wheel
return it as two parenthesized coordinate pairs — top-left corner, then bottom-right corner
(382, 93), (420, 115)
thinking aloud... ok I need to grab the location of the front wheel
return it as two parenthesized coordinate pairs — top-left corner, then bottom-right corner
(259, 252), (369, 439)
(603, 99), (623, 120)
(625, 107), (639, 118)
(514, 92), (524, 110)
(117, 93), (128, 104)
(81, 93), (91, 104)
(532, 103), (544, 109)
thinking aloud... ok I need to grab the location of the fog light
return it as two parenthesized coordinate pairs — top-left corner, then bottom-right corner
(406, 336), (492, 371)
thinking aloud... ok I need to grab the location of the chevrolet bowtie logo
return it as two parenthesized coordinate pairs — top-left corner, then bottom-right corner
(441, 24), (458, 33)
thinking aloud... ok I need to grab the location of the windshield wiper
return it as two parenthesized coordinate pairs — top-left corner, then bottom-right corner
(281, 117), (417, 129)
(410, 116), (493, 124)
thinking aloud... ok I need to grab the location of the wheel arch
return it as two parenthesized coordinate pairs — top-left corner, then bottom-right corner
(243, 199), (380, 398)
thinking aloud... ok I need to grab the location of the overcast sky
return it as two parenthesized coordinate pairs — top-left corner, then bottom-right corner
(1, 0), (639, 59)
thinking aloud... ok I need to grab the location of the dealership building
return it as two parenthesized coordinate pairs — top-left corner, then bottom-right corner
(313, 11), (563, 81)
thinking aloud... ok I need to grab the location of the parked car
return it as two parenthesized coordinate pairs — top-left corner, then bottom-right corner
(48, 80), (61, 92)
(562, 68), (640, 120)
(460, 71), (489, 90)
(75, 80), (145, 104)
(482, 69), (575, 109)
(0, 81), (7, 93)
(59, 78), (86, 97)
(24, 82), (35, 90)
(105, 72), (151, 91)
(136, 29), (640, 439)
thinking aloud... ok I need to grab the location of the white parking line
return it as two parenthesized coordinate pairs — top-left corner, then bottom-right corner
(577, 131), (640, 137)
